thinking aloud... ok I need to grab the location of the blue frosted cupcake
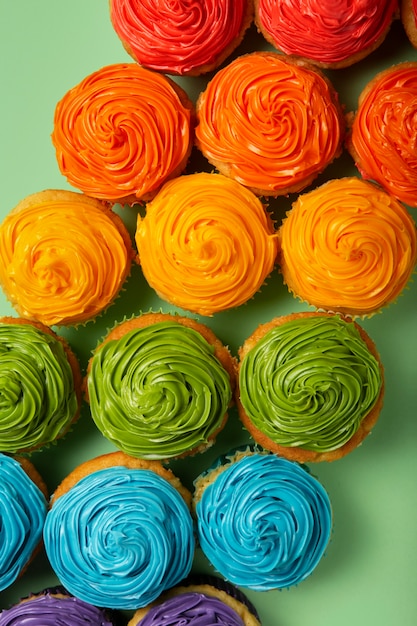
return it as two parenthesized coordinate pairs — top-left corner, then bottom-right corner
(0, 453), (48, 591)
(193, 447), (332, 590)
(43, 452), (195, 610)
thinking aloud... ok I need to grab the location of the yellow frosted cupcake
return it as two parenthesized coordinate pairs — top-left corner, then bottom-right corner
(0, 190), (134, 326)
(136, 172), (278, 316)
(278, 177), (417, 317)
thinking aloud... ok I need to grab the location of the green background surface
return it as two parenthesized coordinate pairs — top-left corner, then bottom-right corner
(0, 3), (416, 625)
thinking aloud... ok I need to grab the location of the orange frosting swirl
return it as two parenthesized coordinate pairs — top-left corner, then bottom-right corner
(278, 178), (417, 317)
(350, 62), (417, 207)
(52, 63), (194, 202)
(135, 173), (279, 316)
(0, 190), (133, 326)
(195, 52), (344, 196)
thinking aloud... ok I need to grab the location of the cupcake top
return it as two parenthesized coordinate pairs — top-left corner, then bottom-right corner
(86, 313), (235, 459)
(0, 454), (48, 591)
(0, 588), (117, 626)
(195, 52), (344, 197)
(52, 63), (194, 203)
(348, 62), (417, 207)
(0, 190), (134, 326)
(110, 0), (253, 75)
(237, 313), (384, 462)
(278, 177), (417, 317)
(255, 0), (398, 67)
(43, 453), (195, 610)
(0, 317), (81, 453)
(193, 449), (332, 590)
(136, 173), (278, 316)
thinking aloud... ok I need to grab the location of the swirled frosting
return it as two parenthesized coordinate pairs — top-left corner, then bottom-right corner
(0, 590), (115, 626)
(43, 466), (195, 609)
(350, 62), (417, 206)
(87, 321), (232, 458)
(256, 0), (397, 66)
(194, 452), (332, 589)
(136, 173), (278, 316)
(135, 592), (245, 626)
(52, 63), (193, 201)
(238, 315), (382, 453)
(0, 454), (47, 591)
(195, 52), (343, 195)
(278, 177), (417, 316)
(0, 192), (132, 326)
(0, 323), (78, 452)
(110, 0), (251, 75)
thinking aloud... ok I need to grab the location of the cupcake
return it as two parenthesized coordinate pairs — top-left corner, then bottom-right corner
(0, 587), (122, 626)
(135, 173), (279, 316)
(401, 0), (417, 48)
(0, 316), (82, 453)
(193, 447), (332, 589)
(278, 177), (417, 317)
(236, 312), (385, 463)
(0, 190), (134, 327)
(347, 62), (417, 207)
(195, 52), (344, 197)
(43, 451), (195, 610)
(110, 0), (254, 76)
(255, 0), (398, 68)
(52, 63), (194, 204)
(85, 312), (236, 459)
(0, 454), (48, 591)
(129, 574), (261, 626)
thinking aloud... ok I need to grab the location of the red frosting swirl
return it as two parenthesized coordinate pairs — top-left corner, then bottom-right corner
(110, 0), (251, 75)
(256, 0), (398, 66)
(350, 62), (417, 207)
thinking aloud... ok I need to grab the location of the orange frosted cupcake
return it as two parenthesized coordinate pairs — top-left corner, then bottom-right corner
(0, 189), (134, 326)
(278, 177), (417, 317)
(401, 0), (417, 48)
(0, 316), (82, 453)
(85, 313), (236, 460)
(110, 0), (254, 76)
(347, 62), (417, 207)
(236, 312), (385, 463)
(255, 0), (398, 68)
(136, 173), (279, 316)
(52, 63), (194, 204)
(195, 52), (344, 197)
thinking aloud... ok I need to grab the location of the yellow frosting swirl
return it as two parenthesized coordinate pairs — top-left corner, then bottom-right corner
(135, 173), (278, 316)
(0, 190), (133, 326)
(278, 178), (417, 317)
(195, 52), (344, 196)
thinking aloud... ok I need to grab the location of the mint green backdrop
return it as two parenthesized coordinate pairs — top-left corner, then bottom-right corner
(0, 3), (416, 625)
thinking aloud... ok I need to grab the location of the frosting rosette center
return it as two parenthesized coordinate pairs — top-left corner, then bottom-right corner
(43, 466), (195, 609)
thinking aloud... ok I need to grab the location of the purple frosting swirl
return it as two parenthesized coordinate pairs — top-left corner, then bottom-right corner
(136, 592), (245, 625)
(0, 590), (115, 626)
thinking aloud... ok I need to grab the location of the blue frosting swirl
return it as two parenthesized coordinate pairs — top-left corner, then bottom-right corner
(0, 453), (48, 591)
(195, 452), (332, 590)
(43, 467), (195, 610)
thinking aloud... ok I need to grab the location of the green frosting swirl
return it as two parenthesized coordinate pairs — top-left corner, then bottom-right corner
(239, 316), (382, 452)
(88, 321), (232, 459)
(0, 323), (78, 452)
